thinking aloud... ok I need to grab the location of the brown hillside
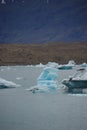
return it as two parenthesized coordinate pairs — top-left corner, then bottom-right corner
(0, 42), (87, 65)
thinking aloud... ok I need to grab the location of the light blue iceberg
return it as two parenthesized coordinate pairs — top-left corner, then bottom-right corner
(58, 60), (75, 70)
(81, 63), (87, 67)
(28, 67), (58, 93)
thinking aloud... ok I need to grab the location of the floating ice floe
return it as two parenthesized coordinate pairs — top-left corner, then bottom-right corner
(58, 60), (75, 70)
(45, 62), (59, 68)
(16, 77), (23, 80)
(62, 68), (87, 91)
(0, 77), (21, 88)
(81, 63), (87, 67)
(68, 60), (76, 65)
(25, 65), (34, 67)
(35, 63), (45, 68)
(27, 67), (58, 93)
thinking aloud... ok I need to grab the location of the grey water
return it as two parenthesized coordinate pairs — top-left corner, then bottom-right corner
(0, 65), (87, 130)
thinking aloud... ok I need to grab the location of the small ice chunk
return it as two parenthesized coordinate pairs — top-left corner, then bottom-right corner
(0, 77), (21, 88)
(16, 77), (23, 80)
(35, 63), (45, 67)
(46, 62), (59, 68)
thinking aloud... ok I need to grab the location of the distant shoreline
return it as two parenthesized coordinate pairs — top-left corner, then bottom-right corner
(0, 42), (87, 66)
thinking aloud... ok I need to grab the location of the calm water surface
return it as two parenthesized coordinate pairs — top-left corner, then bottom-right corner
(0, 65), (87, 130)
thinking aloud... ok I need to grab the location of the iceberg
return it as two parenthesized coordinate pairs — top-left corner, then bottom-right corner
(35, 63), (45, 68)
(68, 60), (76, 66)
(58, 60), (75, 70)
(0, 77), (21, 88)
(81, 63), (87, 67)
(62, 68), (87, 91)
(45, 62), (59, 68)
(38, 67), (58, 80)
(28, 67), (58, 93)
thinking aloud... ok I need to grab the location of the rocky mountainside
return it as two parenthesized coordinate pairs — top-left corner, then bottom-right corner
(0, 0), (87, 43)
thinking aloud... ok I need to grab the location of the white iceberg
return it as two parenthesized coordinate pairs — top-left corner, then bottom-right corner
(35, 63), (45, 67)
(62, 68), (87, 90)
(0, 77), (21, 88)
(16, 77), (23, 80)
(46, 62), (59, 68)
(68, 60), (76, 66)
(25, 65), (34, 67)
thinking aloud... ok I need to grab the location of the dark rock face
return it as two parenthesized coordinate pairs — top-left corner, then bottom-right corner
(0, 0), (87, 43)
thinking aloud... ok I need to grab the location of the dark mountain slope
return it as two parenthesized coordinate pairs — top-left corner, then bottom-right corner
(0, 0), (87, 43)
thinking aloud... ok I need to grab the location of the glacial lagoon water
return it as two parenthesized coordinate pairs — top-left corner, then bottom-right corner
(0, 65), (87, 130)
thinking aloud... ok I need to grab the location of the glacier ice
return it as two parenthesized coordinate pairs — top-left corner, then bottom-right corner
(81, 63), (87, 67)
(35, 63), (45, 68)
(0, 77), (21, 88)
(58, 60), (75, 70)
(28, 67), (58, 93)
(46, 62), (59, 68)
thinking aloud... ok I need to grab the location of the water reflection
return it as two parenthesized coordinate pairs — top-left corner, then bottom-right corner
(0, 85), (15, 89)
(62, 86), (87, 95)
